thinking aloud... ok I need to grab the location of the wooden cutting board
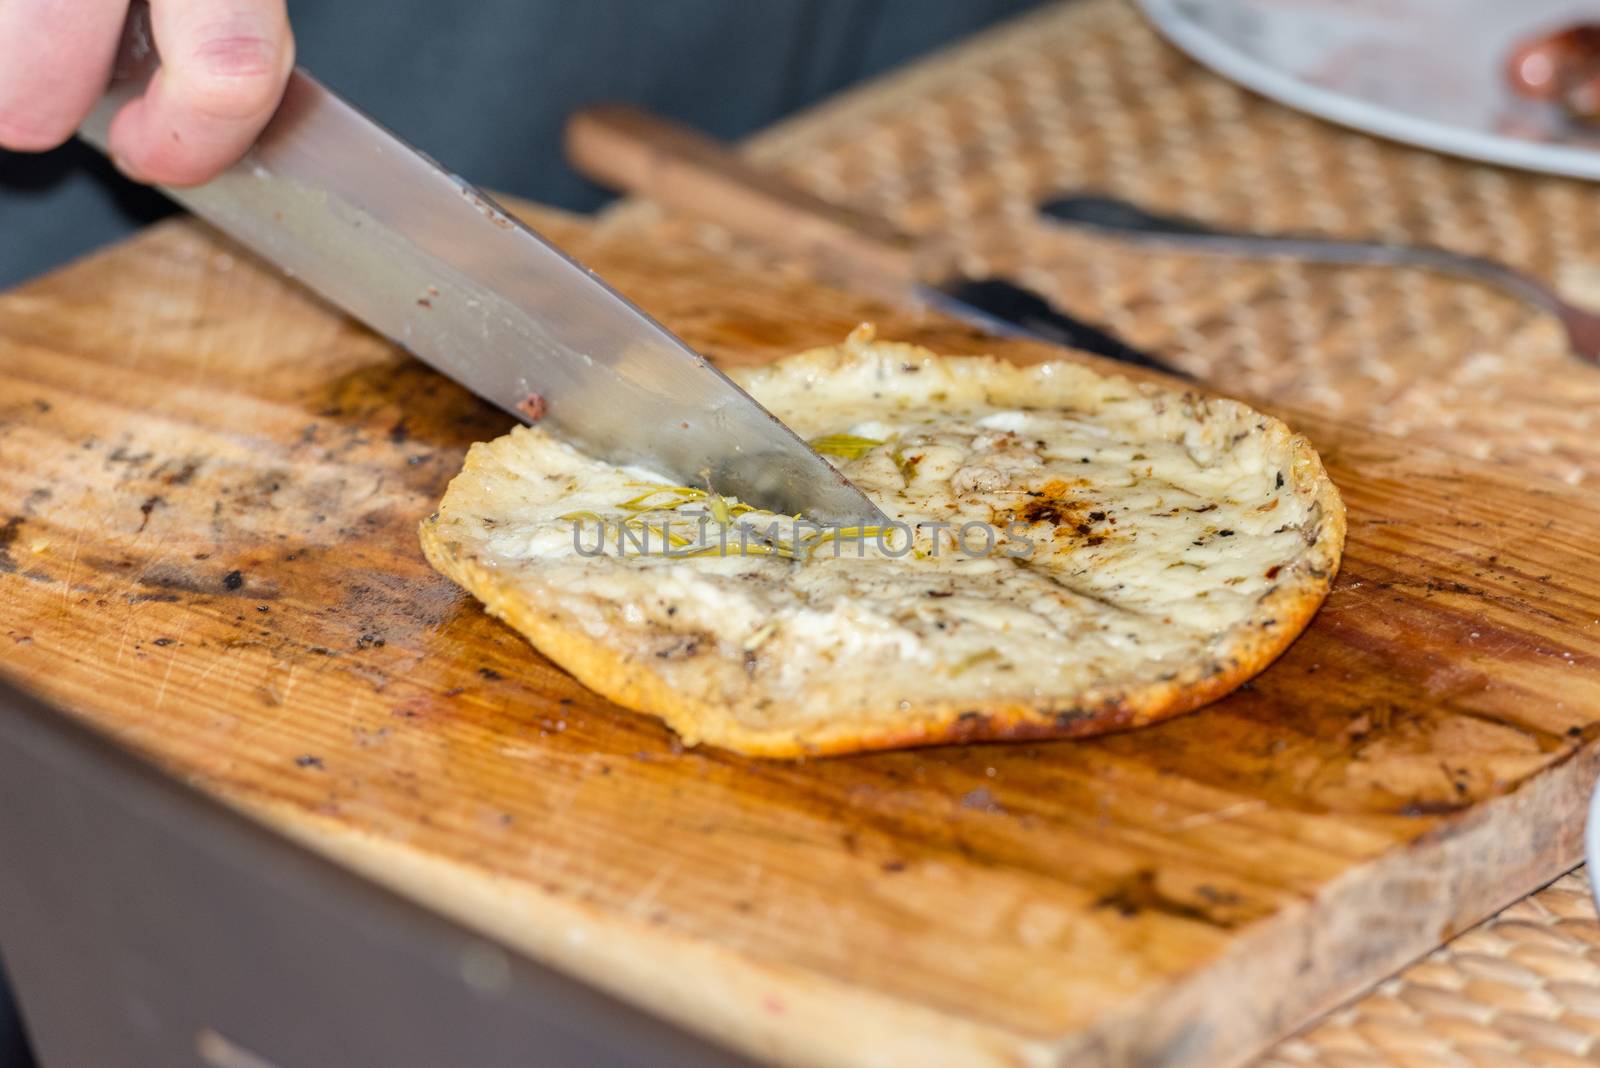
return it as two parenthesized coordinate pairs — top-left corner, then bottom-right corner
(3, 208), (1600, 1068)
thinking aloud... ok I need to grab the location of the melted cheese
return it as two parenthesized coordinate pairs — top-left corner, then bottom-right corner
(432, 334), (1336, 743)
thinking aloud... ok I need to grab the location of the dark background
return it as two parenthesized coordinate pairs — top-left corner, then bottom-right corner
(0, 2), (1046, 1063)
(0, 0), (1045, 289)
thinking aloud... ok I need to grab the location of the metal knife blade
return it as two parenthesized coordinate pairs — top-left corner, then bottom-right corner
(79, 10), (884, 527)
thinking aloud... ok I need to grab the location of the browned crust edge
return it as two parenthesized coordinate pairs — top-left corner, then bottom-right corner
(420, 358), (1346, 759)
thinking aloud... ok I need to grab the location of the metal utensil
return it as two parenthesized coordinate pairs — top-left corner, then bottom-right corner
(1042, 193), (1600, 363)
(565, 106), (1178, 376)
(78, 5), (884, 527)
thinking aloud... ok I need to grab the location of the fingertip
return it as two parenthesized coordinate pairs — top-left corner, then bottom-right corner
(105, 93), (212, 187)
(106, 98), (155, 183)
(107, 75), (267, 187)
(0, 111), (77, 153)
(0, 0), (127, 154)
(111, 1), (295, 186)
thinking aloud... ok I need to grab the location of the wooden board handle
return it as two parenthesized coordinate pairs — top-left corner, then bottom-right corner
(565, 105), (925, 298)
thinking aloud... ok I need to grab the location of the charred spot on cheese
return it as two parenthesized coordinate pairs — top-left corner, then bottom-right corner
(1016, 481), (1087, 526)
(420, 335), (1345, 758)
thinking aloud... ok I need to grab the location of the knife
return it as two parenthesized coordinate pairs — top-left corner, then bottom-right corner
(77, 5), (885, 528)
(564, 106), (1178, 376)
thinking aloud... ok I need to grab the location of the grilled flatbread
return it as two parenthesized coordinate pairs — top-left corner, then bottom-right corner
(421, 330), (1344, 757)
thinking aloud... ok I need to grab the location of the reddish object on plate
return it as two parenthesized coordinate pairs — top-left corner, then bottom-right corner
(1506, 23), (1600, 120)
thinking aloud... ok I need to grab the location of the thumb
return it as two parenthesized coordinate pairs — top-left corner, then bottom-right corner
(108, 0), (293, 186)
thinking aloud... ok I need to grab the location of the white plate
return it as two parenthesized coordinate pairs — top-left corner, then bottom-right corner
(1137, 0), (1600, 181)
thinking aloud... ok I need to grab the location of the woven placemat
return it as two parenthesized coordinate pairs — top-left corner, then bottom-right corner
(605, 0), (1600, 489)
(1261, 868), (1600, 1068)
(597, 1), (1600, 1064)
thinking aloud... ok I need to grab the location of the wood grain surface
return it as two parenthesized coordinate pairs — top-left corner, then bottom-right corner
(2, 210), (1599, 1068)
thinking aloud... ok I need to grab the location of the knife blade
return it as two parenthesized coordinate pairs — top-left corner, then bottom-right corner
(564, 105), (1178, 377)
(78, 7), (885, 527)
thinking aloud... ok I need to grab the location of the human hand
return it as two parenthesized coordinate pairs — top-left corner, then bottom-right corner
(0, 0), (293, 185)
